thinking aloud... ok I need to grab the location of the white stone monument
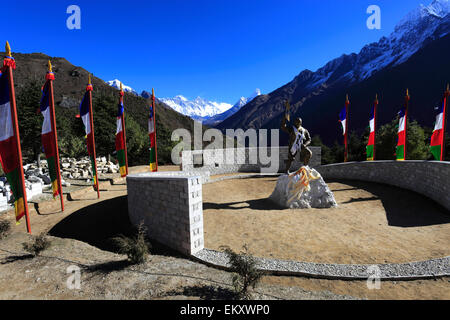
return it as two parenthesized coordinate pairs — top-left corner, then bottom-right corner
(269, 166), (337, 209)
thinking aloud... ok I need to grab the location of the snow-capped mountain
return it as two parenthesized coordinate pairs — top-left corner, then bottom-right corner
(159, 95), (232, 120)
(217, 0), (450, 143)
(107, 79), (139, 96)
(304, 0), (450, 90)
(236, 88), (262, 108)
(204, 89), (262, 126)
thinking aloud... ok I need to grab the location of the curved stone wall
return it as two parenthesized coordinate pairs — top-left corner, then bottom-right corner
(181, 146), (322, 175)
(317, 161), (450, 211)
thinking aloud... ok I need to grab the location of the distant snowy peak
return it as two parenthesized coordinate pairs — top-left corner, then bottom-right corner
(417, 0), (449, 19)
(395, 0), (449, 37)
(245, 88), (262, 104)
(160, 89), (261, 122)
(107, 79), (138, 96)
(159, 95), (232, 119)
(305, 0), (450, 90)
(203, 89), (263, 126)
(234, 88), (262, 108)
(175, 95), (189, 102)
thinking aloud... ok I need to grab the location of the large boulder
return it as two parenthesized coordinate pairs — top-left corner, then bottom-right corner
(269, 167), (337, 209)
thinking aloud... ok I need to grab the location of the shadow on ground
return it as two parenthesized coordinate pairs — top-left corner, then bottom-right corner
(166, 285), (237, 300)
(203, 199), (284, 212)
(328, 179), (450, 228)
(48, 195), (182, 257)
(0, 254), (34, 265)
(84, 259), (132, 275)
(204, 178), (450, 228)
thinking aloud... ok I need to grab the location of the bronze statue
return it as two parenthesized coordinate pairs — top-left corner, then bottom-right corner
(280, 100), (312, 173)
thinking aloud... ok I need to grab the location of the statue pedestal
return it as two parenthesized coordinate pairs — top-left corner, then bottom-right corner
(269, 166), (337, 209)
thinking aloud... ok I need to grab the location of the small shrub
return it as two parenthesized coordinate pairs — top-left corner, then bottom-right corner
(0, 219), (11, 239)
(221, 244), (264, 300)
(111, 223), (151, 264)
(22, 233), (51, 256)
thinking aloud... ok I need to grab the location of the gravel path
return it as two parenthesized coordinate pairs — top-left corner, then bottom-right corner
(193, 249), (450, 280)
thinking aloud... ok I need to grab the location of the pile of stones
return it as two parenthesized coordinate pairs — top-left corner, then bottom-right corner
(0, 156), (119, 211)
(59, 156), (120, 179)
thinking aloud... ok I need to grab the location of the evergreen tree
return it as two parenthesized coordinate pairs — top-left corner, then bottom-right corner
(376, 119), (429, 160)
(348, 130), (367, 162)
(124, 115), (148, 166)
(91, 94), (116, 157)
(310, 135), (334, 164)
(406, 120), (428, 160)
(330, 140), (345, 163)
(16, 80), (43, 163)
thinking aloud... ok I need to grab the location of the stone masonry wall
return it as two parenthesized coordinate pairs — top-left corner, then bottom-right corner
(317, 161), (450, 211)
(181, 147), (321, 175)
(127, 172), (204, 255)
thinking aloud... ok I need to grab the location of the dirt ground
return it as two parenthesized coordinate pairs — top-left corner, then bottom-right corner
(203, 177), (450, 264)
(0, 167), (449, 300)
(1, 232), (361, 300)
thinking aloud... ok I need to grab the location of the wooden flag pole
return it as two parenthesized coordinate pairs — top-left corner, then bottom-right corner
(5, 42), (31, 233)
(405, 89), (410, 160)
(374, 94), (378, 161)
(442, 84), (449, 161)
(152, 88), (158, 171)
(88, 75), (100, 198)
(120, 83), (128, 175)
(47, 61), (64, 211)
(345, 94), (349, 162)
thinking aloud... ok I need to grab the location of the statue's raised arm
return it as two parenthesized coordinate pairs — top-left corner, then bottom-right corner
(281, 100), (291, 134)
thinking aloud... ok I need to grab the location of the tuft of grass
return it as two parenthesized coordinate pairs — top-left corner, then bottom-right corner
(0, 219), (11, 239)
(111, 223), (151, 265)
(22, 233), (51, 256)
(220, 244), (264, 300)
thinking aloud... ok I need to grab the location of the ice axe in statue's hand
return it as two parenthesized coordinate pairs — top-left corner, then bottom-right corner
(284, 100), (291, 122)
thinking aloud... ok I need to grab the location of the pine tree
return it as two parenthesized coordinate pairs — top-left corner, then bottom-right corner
(16, 80), (42, 164)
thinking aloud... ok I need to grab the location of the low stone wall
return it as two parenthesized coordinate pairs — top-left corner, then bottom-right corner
(181, 147), (321, 175)
(127, 172), (204, 255)
(317, 161), (450, 211)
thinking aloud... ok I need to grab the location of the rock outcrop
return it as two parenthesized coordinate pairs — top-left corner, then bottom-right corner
(269, 167), (337, 209)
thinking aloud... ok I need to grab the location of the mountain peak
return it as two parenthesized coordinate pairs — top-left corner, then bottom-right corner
(107, 79), (138, 96)
(397, 0), (449, 31)
(249, 88), (262, 100)
(217, 0), (450, 137)
(423, 0), (450, 18)
(160, 95), (232, 119)
(174, 95), (188, 101)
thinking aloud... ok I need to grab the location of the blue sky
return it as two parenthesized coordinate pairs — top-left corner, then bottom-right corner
(3, 0), (426, 103)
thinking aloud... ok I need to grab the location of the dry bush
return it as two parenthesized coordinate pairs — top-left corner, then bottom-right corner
(111, 223), (151, 264)
(22, 233), (51, 256)
(221, 244), (264, 300)
(0, 219), (11, 239)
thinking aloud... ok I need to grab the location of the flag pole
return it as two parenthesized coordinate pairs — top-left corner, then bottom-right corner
(120, 83), (128, 175)
(344, 94), (349, 162)
(374, 94), (378, 161)
(442, 84), (449, 161)
(4, 41), (31, 233)
(405, 89), (410, 160)
(87, 74), (100, 198)
(47, 61), (64, 211)
(152, 88), (158, 171)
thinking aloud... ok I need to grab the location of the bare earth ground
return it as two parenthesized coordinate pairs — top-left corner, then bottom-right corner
(0, 167), (449, 299)
(203, 177), (450, 264)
